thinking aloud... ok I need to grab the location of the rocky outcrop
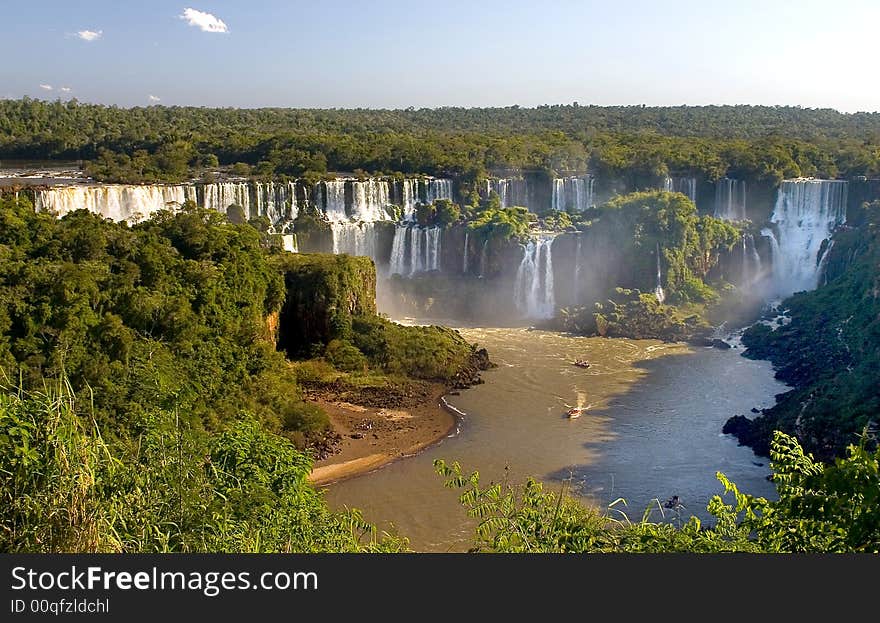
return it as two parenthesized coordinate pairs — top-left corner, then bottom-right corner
(276, 253), (377, 357)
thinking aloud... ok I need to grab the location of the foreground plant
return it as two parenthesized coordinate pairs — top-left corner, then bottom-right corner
(435, 429), (880, 553)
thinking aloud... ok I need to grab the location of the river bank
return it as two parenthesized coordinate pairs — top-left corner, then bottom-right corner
(308, 383), (457, 486)
(323, 327), (785, 551)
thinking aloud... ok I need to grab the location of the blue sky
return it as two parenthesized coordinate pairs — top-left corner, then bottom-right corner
(2, 0), (878, 112)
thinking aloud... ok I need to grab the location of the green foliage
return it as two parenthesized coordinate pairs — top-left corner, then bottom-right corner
(596, 191), (739, 303)
(738, 216), (880, 459)
(3, 99), (878, 183)
(468, 206), (533, 241)
(433, 199), (461, 227)
(226, 204), (247, 224)
(541, 210), (573, 231)
(435, 430), (880, 553)
(350, 315), (479, 381)
(0, 195), (323, 436)
(0, 385), (407, 552)
(275, 253), (376, 357)
(324, 339), (368, 373)
(561, 289), (709, 341)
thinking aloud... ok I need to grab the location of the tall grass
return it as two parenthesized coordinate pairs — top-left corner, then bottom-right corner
(0, 381), (407, 553)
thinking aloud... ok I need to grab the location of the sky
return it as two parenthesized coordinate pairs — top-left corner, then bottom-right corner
(1, 0), (878, 112)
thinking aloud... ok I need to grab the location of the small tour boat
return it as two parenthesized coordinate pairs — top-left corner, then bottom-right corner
(573, 360), (591, 369)
(566, 407), (586, 418)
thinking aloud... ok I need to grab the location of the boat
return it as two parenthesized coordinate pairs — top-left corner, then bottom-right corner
(573, 360), (591, 369)
(566, 407), (586, 418)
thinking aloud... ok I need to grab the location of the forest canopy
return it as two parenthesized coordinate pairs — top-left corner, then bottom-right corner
(2, 99), (879, 184)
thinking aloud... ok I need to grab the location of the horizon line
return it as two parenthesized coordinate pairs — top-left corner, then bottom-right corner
(4, 96), (879, 115)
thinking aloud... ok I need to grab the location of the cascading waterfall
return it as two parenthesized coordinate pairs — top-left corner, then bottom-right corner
(551, 176), (593, 213)
(762, 179), (847, 299)
(478, 240), (489, 278)
(321, 180), (348, 222)
(331, 222), (376, 260)
(394, 178), (453, 220)
(663, 177), (697, 202)
(740, 233), (762, 288)
(388, 225), (442, 276)
(400, 179), (419, 220)
(425, 227), (441, 272)
(424, 179), (453, 205)
(350, 179), (390, 222)
(714, 178), (748, 221)
(34, 177), (455, 270)
(482, 178), (528, 208)
(572, 235), (583, 305)
(654, 243), (665, 304)
(514, 237), (556, 319)
(389, 225), (408, 276)
(281, 234), (298, 253)
(462, 230), (469, 274)
(34, 185), (189, 222)
(35, 182), (302, 225)
(253, 181), (299, 225)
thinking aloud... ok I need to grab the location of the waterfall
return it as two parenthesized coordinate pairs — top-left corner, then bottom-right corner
(390, 225), (442, 276)
(425, 227), (441, 272)
(34, 184), (189, 222)
(389, 225), (408, 276)
(482, 178), (527, 208)
(34, 181), (304, 226)
(762, 179), (847, 299)
(654, 243), (665, 304)
(202, 182), (253, 216)
(740, 233), (762, 287)
(350, 179), (390, 222)
(714, 178), (748, 221)
(573, 234), (583, 305)
(409, 226), (423, 274)
(551, 176), (593, 213)
(478, 239), (489, 278)
(401, 179), (419, 220)
(281, 234), (298, 253)
(664, 177), (697, 202)
(254, 181), (298, 225)
(424, 178), (453, 205)
(514, 237), (556, 319)
(462, 230), (469, 274)
(331, 222), (376, 260)
(321, 180), (348, 222)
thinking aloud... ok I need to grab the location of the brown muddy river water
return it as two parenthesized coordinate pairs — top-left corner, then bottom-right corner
(323, 327), (786, 552)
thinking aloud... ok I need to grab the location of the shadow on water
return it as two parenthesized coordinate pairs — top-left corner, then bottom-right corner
(545, 349), (781, 526)
(324, 328), (786, 550)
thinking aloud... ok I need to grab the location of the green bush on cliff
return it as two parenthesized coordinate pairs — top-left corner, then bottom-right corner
(468, 206), (533, 241)
(351, 315), (477, 381)
(595, 191), (739, 304)
(0, 195), (325, 437)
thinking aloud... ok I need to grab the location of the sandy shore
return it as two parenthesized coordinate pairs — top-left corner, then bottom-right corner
(308, 383), (456, 486)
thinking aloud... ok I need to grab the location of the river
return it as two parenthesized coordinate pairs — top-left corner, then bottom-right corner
(323, 326), (786, 552)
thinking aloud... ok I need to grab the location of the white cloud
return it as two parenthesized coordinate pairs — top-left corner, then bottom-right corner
(148, 95), (161, 103)
(39, 84), (53, 91)
(77, 30), (102, 41)
(179, 8), (229, 33)
(60, 87), (72, 93)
